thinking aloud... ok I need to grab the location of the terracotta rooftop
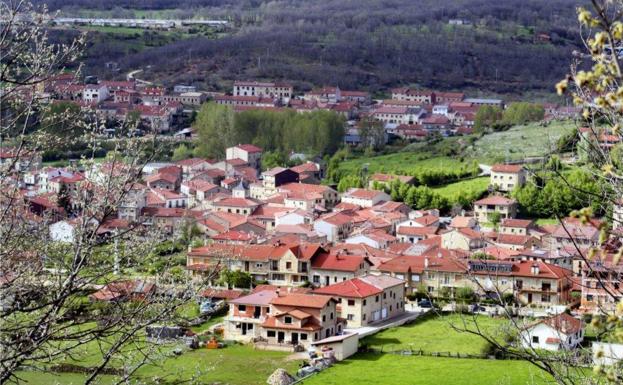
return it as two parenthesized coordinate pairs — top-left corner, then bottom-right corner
(271, 293), (334, 309)
(475, 196), (517, 206)
(491, 164), (524, 173)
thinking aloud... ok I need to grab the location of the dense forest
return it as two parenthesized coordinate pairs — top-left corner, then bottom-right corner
(39, 0), (587, 95)
(193, 103), (345, 158)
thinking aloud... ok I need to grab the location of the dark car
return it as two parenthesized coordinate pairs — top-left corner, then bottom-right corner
(418, 299), (433, 308)
(470, 304), (486, 313)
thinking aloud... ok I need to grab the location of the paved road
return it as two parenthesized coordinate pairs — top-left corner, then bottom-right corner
(478, 163), (491, 176)
(127, 69), (153, 85)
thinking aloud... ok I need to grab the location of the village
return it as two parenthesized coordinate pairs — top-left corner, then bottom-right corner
(2, 73), (622, 384)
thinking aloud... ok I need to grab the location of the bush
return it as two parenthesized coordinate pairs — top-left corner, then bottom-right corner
(455, 287), (476, 303)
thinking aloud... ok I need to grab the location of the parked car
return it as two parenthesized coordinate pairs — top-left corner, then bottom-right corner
(418, 299), (433, 308)
(470, 304), (486, 313)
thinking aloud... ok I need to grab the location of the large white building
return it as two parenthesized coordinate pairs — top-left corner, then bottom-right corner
(232, 81), (293, 100)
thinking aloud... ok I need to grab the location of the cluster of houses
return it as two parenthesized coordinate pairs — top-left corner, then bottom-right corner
(37, 73), (207, 133)
(212, 81), (578, 146)
(5, 140), (623, 359)
(34, 75), (579, 147)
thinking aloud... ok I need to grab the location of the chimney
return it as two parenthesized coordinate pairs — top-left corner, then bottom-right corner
(531, 263), (540, 276)
(437, 251), (442, 259)
(276, 288), (281, 297)
(425, 257), (429, 268)
(531, 244), (536, 251)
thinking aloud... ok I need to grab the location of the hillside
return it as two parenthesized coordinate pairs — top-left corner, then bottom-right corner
(38, 0), (585, 95)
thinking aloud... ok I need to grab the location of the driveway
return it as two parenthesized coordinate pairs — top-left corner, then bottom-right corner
(345, 310), (428, 338)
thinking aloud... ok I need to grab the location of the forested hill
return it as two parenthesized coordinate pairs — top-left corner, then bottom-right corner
(39, 0), (586, 95)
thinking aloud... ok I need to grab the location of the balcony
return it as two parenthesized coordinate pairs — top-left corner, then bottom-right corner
(226, 315), (266, 323)
(517, 286), (557, 294)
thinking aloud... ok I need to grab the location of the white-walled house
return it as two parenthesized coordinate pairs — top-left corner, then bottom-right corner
(341, 188), (391, 208)
(275, 209), (314, 226)
(520, 313), (583, 351)
(344, 231), (397, 249)
(313, 212), (354, 243)
(83, 84), (110, 103)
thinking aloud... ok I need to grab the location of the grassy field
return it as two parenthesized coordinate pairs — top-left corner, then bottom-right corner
(535, 218), (561, 226)
(362, 313), (509, 355)
(431, 177), (489, 201)
(338, 155), (479, 178)
(466, 120), (576, 162)
(19, 344), (300, 385)
(302, 354), (552, 385)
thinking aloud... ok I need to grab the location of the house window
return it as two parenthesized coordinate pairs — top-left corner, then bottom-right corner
(286, 262), (292, 269)
(330, 312), (334, 320)
(300, 333), (308, 340)
(313, 275), (320, 284)
(347, 314), (354, 320)
(532, 336), (539, 344)
(255, 263), (263, 268)
(347, 299), (355, 306)
(363, 314), (366, 321)
(322, 315), (326, 322)
(542, 294), (551, 303)
(375, 295), (379, 303)
(314, 333), (318, 339)
(284, 316), (292, 324)
(238, 305), (246, 312)
(267, 331), (276, 337)
(363, 299), (367, 306)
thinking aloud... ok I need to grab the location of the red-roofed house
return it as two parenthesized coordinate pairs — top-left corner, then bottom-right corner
(226, 144), (263, 171)
(474, 196), (518, 222)
(187, 243), (325, 285)
(262, 293), (343, 347)
(500, 218), (534, 236)
(441, 228), (487, 251)
(519, 313), (583, 351)
(310, 251), (372, 287)
(345, 230), (397, 249)
(341, 188), (391, 208)
(145, 171), (180, 191)
(313, 212), (355, 242)
(212, 197), (261, 216)
(490, 164), (526, 192)
(313, 274), (404, 327)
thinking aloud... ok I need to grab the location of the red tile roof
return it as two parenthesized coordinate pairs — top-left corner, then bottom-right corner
(501, 218), (533, 228)
(213, 197), (260, 208)
(236, 144), (263, 153)
(475, 196), (516, 206)
(539, 313), (582, 335)
(311, 252), (368, 272)
(314, 278), (381, 298)
(397, 226), (439, 236)
(491, 164), (524, 173)
(496, 234), (534, 246)
(344, 188), (385, 200)
(271, 293), (333, 309)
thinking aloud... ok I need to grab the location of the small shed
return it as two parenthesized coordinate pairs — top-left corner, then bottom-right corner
(310, 332), (359, 361)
